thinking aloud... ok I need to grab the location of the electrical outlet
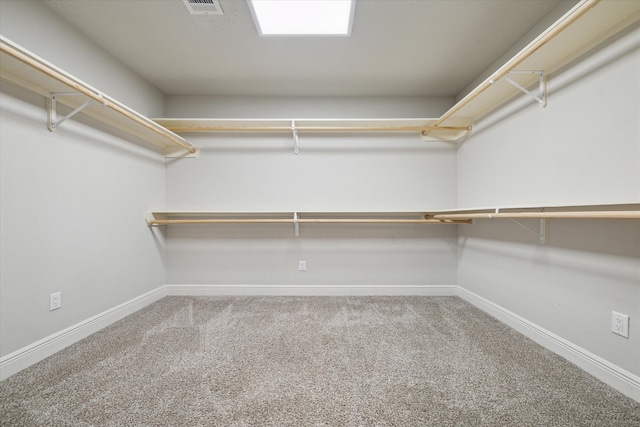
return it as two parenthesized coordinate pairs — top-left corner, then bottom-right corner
(50, 292), (61, 311)
(298, 260), (307, 271)
(611, 311), (629, 338)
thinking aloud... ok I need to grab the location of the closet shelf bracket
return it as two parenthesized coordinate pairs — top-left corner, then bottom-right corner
(294, 212), (300, 237)
(488, 209), (547, 244)
(292, 120), (299, 154)
(492, 71), (547, 107)
(508, 218), (547, 244)
(48, 92), (106, 131)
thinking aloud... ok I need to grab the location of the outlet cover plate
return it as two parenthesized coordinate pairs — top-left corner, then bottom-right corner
(612, 311), (629, 338)
(50, 292), (61, 311)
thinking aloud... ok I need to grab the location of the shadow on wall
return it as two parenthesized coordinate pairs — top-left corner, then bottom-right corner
(163, 222), (459, 286)
(163, 222), (458, 241)
(174, 133), (456, 155)
(458, 218), (640, 259)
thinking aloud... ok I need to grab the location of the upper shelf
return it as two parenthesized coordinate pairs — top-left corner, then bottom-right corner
(0, 36), (198, 157)
(152, 118), (471, 143)
(427, 0), (640, 138)
(5, 1), (635, 148)
(153, 0), (640, 143)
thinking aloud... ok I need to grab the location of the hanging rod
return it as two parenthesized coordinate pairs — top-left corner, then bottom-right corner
(161, 124), (471, 134)
(0, 36), (197, 155)
(427, 211), (640, 220)
(146, 217), (472, 226)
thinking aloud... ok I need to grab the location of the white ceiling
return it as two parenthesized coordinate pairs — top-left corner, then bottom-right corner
(43, 0), (568, 98)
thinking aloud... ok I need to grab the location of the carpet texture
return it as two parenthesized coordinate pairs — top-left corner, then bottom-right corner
(1, 296), (639, 426)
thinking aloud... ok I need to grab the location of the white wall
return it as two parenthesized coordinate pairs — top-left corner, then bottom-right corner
(164, 96), (459, 289)
(166, 224), (457, 289)
(0, 83), (166, 358)
(456, 24), (640, 377)
(457, 23), (640, 208)
(0, 2), (166, 360)
(166, 133), (455, 212)
(458, 219), (639, 375)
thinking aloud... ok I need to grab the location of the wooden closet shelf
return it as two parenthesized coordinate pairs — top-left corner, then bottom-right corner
(424, 203), (640, 220)
(145, 212), (471, 227)
(153, 118), (468, 133)
(147, 205), (640, 228)
(146, 206), (637, 242)
(430, 0), (640, 138)
(152, 1), (640, 143)
(0, 36), (198, 157)
(428, 211), (640, 220)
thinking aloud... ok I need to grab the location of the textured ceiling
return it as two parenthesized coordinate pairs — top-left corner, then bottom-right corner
(43, 0), (567, 97)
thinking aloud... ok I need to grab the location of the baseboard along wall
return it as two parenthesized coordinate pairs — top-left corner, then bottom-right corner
(0, 287), (167, 381)
(2, 284), (638, 402)
(163, 284), (458, 297)
(456, 287), (640, 402)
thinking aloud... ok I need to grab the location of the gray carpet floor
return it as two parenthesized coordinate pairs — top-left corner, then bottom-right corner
(1, 296), (639, 426)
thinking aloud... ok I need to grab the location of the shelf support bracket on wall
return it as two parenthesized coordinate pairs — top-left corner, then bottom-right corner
(48, 92), (106, 132)
(507, 218), (547, 244)
(293, 212), (300, 237)
(489, 208), (547, 244)
(292, 120), (299, 154)
(539, 218), (547, 244)
(492, 70), (547, 107)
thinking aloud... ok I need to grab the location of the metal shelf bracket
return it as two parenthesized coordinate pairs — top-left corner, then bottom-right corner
(507, 70), (547, 107)
(508, 217), (547, 244)
(491, 70), (547, 107)
(292, 120), (299, 154)
(489, 208), (547, 244)
(293, 212), (300, 237)
(48, 92), (107, 131)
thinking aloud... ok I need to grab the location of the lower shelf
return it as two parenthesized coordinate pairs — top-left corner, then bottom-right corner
(146, 204), (639, 241)
(145, 211), (470, 227)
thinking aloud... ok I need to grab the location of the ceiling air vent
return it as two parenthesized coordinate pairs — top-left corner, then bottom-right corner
(183, 0), (224, 15)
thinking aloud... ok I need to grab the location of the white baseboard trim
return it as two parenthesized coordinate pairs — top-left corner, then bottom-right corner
(164, 284), (458, 296)
(457, 286), (640, 402)
(0, 284), (454, 380)
(0, 286), (167, 381)
(3, 283), (637, 403)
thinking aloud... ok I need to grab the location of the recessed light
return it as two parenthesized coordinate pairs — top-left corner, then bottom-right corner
(248, 0), (355, 36)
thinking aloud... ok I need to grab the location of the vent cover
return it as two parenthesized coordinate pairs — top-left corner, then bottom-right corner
(183, 0), (223, 15)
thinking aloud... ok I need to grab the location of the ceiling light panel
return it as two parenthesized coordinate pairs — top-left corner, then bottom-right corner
(248, 0), (355, 36)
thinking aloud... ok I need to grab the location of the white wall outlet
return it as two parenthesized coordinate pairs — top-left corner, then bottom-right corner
(611, 311), (629, 338)
(298, 260), (307, 271)
(50, 291), (62, 311)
